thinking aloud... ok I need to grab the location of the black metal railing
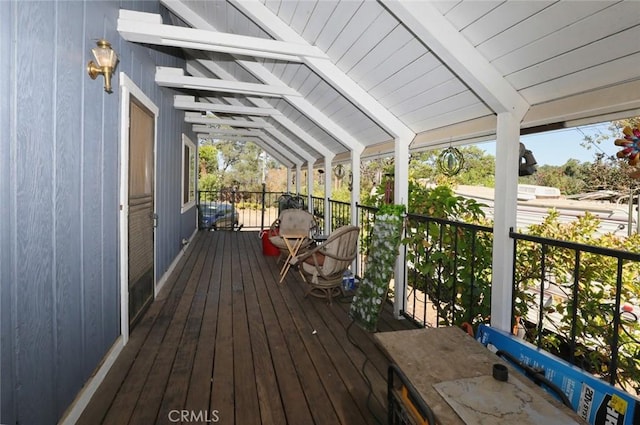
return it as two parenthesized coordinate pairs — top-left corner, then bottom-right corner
(402, 213), (494, 329)
(197, 189), (305, 231)
(310, 196), (351, 235)
(196, 191), (640, 394)
(511, 229), (640, 392)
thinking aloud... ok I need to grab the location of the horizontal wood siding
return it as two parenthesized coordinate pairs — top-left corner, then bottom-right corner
(0, 1), (194, 423)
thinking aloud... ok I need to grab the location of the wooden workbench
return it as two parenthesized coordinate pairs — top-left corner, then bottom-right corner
(375, 327), (587, 424)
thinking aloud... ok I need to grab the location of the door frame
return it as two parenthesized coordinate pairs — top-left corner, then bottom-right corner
(119, 73), (158, 343)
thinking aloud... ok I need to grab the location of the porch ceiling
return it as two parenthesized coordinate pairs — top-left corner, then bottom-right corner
(119, 0), (640, 166)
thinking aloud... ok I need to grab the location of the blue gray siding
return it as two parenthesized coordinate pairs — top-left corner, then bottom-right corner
(0, 1), (196, 423)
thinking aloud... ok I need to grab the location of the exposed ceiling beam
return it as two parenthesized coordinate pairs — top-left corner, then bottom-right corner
(188, 60), (332, 160)
(191, 126), (262, 137)
(174, 95), (279, 116)
(118, 9), (327, 62)
(229, 0), (414, 142)
(381, 0), (529, 118)
(184, 113), (273, 129)
(156, 67), (298, 98)
(162, 0), (361, 158)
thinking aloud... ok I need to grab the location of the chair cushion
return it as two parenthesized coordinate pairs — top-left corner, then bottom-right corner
(303, 252), (325, 266)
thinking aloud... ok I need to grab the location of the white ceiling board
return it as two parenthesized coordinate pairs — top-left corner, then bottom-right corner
(477, 1), (613, 62)
(491, 2), (640, 75)
(507, 26), (640, 90)
(300, 1), (339, 43)
(404, 91), (485, 128)
(411, 103), (494, 136)
(347, 26), (416, 88)
(368, 54), (440, 100)
(382, 0), (529, 117)
(335, 9), (398, 72)
(520, 52), (640, 105)
(288, 0), (317, 35)
(523, 80), (640, 128)
(313, 1), (363, 52)
(325, 1), (385, 63)
(379, 64), (454, 108)
(460, 1), (555, 47)
(389, 78), (468, 117)
(439, 1), (502, 30)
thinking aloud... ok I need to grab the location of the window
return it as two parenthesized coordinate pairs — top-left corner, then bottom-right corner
(182, 134), (196, 212)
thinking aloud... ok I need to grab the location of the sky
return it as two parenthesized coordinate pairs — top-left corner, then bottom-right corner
(475, 122), (622, 166)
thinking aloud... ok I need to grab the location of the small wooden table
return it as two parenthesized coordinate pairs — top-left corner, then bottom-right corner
(279, 232), (308, 283)
(374, 327), (587, 424)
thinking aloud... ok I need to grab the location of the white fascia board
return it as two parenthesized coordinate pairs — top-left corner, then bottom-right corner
(156, 66), (297, 98)
(191, 126), (263, 137)
(229, 0), (414, 141)
(381, 0), (529, 119)
(174, 95), (279, 116)
(118, 9), (326, 62)
(184, 114), (273, 129)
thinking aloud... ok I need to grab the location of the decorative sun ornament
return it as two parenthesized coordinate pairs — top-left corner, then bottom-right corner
(614, 126), (640, 178)
(437, 147), (464, 176)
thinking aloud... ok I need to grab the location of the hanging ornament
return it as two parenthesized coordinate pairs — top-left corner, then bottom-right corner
(614, 125), (640, 179)
(615, 126), (640, 165)
(437, 146), (464, 176)
(334, 164), (345, 178)
(347, 170), (353, 191)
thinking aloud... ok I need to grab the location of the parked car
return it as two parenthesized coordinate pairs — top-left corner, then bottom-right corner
(200, 203), (240, 230)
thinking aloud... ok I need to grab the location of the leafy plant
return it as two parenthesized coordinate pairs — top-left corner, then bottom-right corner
(515, 210), (640, 392)
(350, 204), (405, 331)
(403, 184), (494, 328)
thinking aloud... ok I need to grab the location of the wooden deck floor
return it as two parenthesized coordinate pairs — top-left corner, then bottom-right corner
(77, 230), (416, 425)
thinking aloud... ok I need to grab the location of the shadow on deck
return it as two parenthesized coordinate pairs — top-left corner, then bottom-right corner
(77, 230), (416, 425)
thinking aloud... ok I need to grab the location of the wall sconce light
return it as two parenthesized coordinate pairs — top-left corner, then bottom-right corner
(87, 39), (118, 93)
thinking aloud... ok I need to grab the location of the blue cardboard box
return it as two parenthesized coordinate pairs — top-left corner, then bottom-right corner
(476, 324), (640, 425)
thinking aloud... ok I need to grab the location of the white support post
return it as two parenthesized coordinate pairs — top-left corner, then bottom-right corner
(351, 148), (362, 227)
(491, 112), (522, 332)
(324, 156), (333, 234)
(393, 137), (411, 319)
(306, 164), (314, 213)
(295, 164), (301, 194)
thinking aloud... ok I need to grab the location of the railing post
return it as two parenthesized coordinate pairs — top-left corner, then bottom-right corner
(260, 182), (266, 231)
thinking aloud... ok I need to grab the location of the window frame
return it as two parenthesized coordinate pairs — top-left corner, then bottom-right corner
(181, 134), (197, 213)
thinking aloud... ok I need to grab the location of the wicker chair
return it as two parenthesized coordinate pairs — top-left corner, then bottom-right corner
(268, 209), (317, 261)
(293, 225), (360, 303)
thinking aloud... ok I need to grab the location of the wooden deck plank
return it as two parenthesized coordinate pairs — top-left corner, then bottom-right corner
(99, 233), (209, 425)
(237, 230), (288, 425)
(182, 229), (224, 416)
(211, 232), (237, 423)
(252, 241), (350, 425)
(77, 230), (416, 425)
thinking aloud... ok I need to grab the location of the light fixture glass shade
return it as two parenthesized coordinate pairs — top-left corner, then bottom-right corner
(92, 40), (116, 68)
